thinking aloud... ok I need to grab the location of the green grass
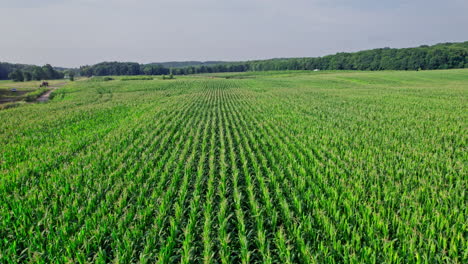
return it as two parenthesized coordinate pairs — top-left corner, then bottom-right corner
(120, 76), (154, 81)
(0, 80), (68, 106)
(0, 79), (67, 89)
(0, 70), (466, 263)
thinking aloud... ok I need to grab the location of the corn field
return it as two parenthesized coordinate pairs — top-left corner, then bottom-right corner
(1, 70), (466, 263)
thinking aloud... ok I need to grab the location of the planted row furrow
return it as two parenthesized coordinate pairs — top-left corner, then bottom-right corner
(193, 84), (226, 264)
(137, 88), (215, 263)
(75, 95), (207, 262)
(211, 88), (251, 263)
(236, 91), (400, 262)
(219, 89), (274, 263)
(2, 108), (166, 260)
(2, 71), (465, 263)
(212, 87), (233, 264)
(4, 91), (203, 262)
(234, 85), (461, 262)
(179, 103), (213, 264)
(103, 98), (207, 262)
(223, 88), (315, 262)
(232, 89), (351, 261)
(155, 92), (214, 263)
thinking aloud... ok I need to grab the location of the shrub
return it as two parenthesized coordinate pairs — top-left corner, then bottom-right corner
(121, 76), (153, 81)
(24, 88), (48, 102)
(90, 76), (114, 82)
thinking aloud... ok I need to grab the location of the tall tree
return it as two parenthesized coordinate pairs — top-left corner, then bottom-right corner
(32, 67), (45, 80)
(23, 71), (32, 81)
(42, 64), (56, 79)
(8, 69), (24, 82)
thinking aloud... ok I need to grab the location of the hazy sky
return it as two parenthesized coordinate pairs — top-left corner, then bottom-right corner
(1, 0), (467, 67)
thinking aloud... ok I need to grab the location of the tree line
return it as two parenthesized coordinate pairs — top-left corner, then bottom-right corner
(176, 42), (468, 74)
(79, 42), (467, 77)
(0, 63), (65, 81)
(153, 61), (227, 68)
(79, 62), (172, 77)
(0, 62), (29, 80)
(2, 42), (467, 81)
(78, 62), (230, 77)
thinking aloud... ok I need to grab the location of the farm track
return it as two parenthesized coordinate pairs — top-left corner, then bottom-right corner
(0, 71), (466, 263)
(36, 83), (67, 102)
(0, 82), (68, 105)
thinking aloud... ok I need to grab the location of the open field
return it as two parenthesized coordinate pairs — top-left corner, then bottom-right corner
(0, 80), (69, 105)
(0, 70), (466, 263)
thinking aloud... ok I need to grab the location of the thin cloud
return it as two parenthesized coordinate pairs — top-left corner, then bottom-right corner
(0, 0), (466, 67)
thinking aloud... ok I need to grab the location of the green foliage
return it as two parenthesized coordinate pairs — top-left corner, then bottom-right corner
(29, 65), (64, 81)
(176, 41), (467, 74)
(150, 61), (227, 68)
(32, 67), (45, 80)
(121, 76), (153, 81)
(0, 70), (466, 263)
(80, 62), (146, 77)
(65, 70), (75, 81)
(90, 76), (115, 82)
(8, 69), (24, 82)
(0, 62), (65, 81)
(23, 87), (48, 101)
(0, 62), (31, 80)
(76, 42), (468, 79)
(161, 74), (175, 80)
(142, 64), (169, 76)
(22, 71), (32, 81)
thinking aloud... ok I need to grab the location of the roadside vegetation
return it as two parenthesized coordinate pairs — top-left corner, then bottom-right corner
(23, 87), (49, 102)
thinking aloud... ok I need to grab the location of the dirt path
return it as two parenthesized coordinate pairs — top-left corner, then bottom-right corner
(37, 82), (67, 102)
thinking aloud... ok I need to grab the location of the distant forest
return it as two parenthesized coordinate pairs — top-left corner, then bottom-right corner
(0, 63), (64, 81)
(79, 42), (468, 77)
(78, 61), (228, 76)
(1, 42), (467, 80)
(150, 61), (228, 68)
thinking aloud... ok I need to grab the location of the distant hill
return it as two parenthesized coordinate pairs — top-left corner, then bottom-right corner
(148, 61), (230, 68)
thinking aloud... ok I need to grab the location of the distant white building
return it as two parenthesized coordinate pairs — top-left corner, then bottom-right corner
(314, 69), (320, 72)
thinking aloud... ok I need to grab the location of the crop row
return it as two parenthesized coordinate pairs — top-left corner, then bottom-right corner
(1, 71), (466, 263)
